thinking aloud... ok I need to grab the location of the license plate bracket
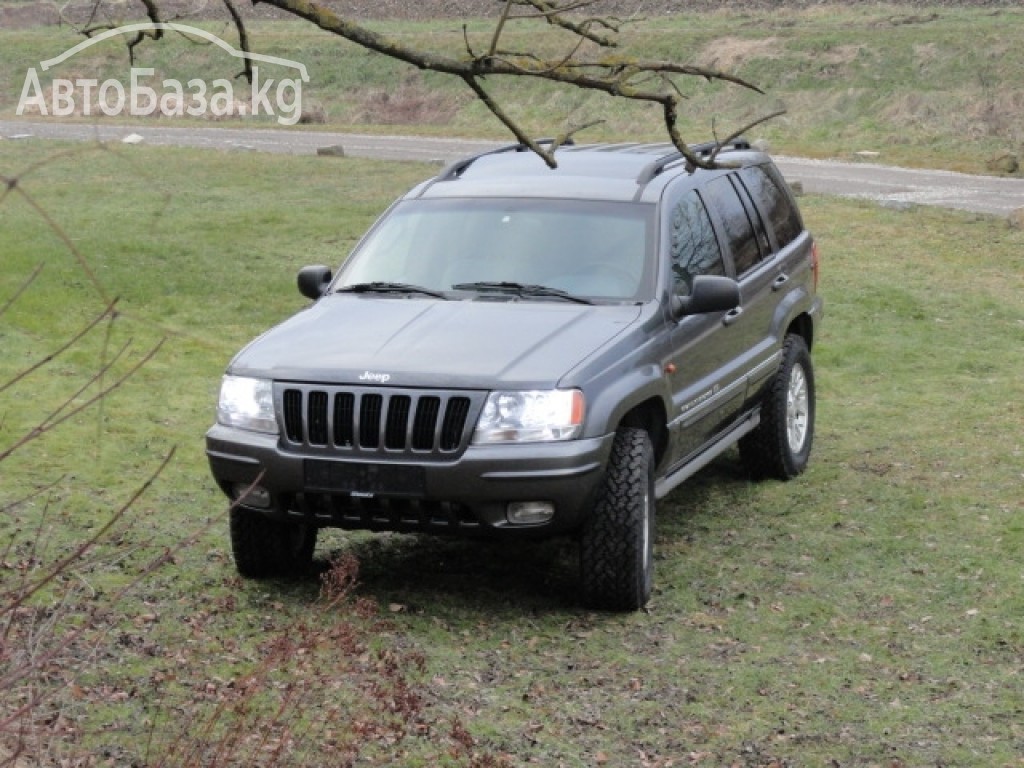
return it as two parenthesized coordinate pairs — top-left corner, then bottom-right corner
(305, 460), (425, 496)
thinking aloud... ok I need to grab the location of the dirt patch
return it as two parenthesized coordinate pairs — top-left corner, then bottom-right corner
(695, 36), (861, 75)
(354, 74), (463, 125)
(694, 36), (779, 72)
(820, 43), (864, 66)
(0, 0), (60, 26)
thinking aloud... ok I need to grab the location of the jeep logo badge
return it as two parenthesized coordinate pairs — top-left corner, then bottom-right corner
(358, 370), (391, 383)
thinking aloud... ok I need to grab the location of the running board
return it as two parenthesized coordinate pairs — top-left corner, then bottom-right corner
(654, 411), (760, 500)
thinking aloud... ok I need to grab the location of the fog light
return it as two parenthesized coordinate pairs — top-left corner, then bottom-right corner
(233, 483), (271, 509)
(507, 501), (554, 525)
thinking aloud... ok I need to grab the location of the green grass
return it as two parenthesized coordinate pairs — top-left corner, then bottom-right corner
(2, 139), (1024, 766)
(2, 5), (1024, 173)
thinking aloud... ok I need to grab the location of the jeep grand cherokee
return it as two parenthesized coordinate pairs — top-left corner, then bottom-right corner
(206, 139), (823, 610)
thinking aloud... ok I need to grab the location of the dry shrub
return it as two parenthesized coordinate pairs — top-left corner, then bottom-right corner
(355, 73), (461, 126)
(693, 36), (780, 72)
(880, 89), (1024, 144)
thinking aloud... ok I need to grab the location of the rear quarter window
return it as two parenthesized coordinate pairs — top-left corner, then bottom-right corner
(702, 175), (762, 275)
(740, 164), (804, 249)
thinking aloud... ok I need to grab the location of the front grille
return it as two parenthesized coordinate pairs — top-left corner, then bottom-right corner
(280, 385), (481, 457)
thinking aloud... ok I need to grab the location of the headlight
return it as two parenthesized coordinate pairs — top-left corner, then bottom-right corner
(217, 375), (278, 434)
(473, 389), (584, 444)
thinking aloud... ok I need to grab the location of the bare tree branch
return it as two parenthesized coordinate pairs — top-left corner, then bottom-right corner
(0, 337), (165, 463)
(222, 0), (253, 83)
(64, 0), (255, 82)
(487, 0), (517, 57)
(244, 0), (767, 166)
(66, 0), (777, 167)
(512, 0), (623, 47)
(5, 181), (112, 306)
(461, 74), (554, 166)
(77, 0), (164, 65)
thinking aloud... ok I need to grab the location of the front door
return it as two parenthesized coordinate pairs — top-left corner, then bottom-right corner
(662, 188), (748, 462)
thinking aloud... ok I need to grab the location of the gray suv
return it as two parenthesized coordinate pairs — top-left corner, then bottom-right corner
(206, 139), (823, 610)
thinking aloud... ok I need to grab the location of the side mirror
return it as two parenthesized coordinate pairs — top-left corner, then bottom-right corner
(671, 275), (741, 319)
(297, 265), (332, 300)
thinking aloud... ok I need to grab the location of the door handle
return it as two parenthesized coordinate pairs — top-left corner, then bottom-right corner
(723, 307), (744, 326)
(772, 274), (790, 292)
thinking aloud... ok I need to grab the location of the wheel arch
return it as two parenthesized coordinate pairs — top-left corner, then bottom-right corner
(618, 397), (669, 469)
(786, 311), (814, 351)
(583, 362), (670, 457)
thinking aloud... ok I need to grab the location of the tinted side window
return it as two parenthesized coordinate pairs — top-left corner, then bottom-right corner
(703, 175), (761, 275)
(740, 165), (803, 248)
(670, 190), (724, 295)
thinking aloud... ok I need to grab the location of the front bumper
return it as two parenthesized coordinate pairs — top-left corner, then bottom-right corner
(206, 424), (614, 536)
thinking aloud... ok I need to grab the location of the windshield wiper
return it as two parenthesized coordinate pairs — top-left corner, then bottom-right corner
(337, 282), (448, 299)
(452, 281), (594, 305)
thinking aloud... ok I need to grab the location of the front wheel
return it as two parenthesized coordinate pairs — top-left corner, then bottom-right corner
(580, 427), (655, 611)
(229, 508), (318, 578)
(740, 334), (816, 481)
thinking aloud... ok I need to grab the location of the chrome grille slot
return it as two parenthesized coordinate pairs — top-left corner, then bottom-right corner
(360, 394), (383, 447)
(307, 391), (329, 445)
(441, 397), (471, 451)
(283, 389), (303, 442)
(280, 385), (481, 458)
(412, 397), (440, 450)
(333, 392), (355, 447)
(386, 395), (411, 449)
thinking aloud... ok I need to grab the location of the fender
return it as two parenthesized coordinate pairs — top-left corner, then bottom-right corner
(770, 234), (821, 345)
(558, 305), (672, 439)
(773, 284), (812, 336)
(583, 361), (671, 439)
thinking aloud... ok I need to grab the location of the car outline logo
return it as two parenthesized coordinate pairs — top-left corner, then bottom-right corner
(38, 22), (309, 82)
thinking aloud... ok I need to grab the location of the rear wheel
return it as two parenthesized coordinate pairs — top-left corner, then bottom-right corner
(740, 334), (816, 481)
(580, 427), (655, 611)
(229, 508), (317, 578)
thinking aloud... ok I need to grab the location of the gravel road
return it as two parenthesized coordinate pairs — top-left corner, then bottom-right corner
(3, 119), (1024, 217)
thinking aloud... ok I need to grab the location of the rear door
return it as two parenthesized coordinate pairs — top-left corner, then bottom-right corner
(701, 170), (786, 405)
(731, 164), (813, 396)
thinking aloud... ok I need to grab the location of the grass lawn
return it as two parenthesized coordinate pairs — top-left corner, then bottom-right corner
(1, 139), (1023, 766)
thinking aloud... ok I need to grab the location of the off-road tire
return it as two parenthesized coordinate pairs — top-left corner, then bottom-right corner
(230, 508), (318, 578)
(580, 427), (655, 611)
(740, 334), (815, 481)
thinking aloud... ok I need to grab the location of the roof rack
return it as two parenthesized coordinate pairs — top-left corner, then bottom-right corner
(635, 138), (751, 186)
(435, 138), (574, 182)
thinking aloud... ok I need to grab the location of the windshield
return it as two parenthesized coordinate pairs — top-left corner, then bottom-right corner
(338, 198), (656, 302)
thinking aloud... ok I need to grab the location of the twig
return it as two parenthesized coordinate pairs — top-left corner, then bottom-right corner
(0, 264), (44, 320)
(0, 448), (176, 610)
(0, 338), (165, 463)
(0, 297), (119, 395)
(461, 75), (556, 168)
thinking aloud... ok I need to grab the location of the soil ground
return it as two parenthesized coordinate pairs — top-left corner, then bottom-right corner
(1, 0), (1020, 28)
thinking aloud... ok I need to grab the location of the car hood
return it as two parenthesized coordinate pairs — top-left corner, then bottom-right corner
(229, 295), (643, 389)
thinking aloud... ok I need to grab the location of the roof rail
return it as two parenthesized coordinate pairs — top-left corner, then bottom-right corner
(635, 138), (751, 186)
(435, 138), (573, 182)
